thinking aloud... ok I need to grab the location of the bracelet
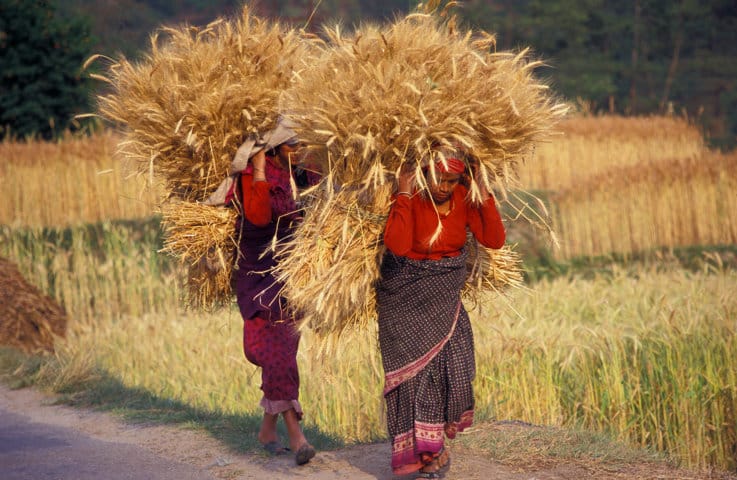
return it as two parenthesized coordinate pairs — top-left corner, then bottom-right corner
(396, 191), (411, 197)
(253, 176), (267, 182)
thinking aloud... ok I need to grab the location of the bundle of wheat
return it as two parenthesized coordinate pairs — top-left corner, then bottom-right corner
(0, 257), (66, 354)
(93, 6), (313, 201)
(272, 179), (393, 342)
(159, 201), (239, 308)
(463, 241), (526, 306)
(282, 4), (566, 199)
(90, 6), (316, 307)
(274, 3), (564, 339)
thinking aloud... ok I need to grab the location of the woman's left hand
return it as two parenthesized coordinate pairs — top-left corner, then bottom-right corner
(469, 158), (490, 201)
(477, 177), (490, 201)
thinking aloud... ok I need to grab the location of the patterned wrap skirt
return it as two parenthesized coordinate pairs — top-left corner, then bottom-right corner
(376, 250), (475, 475)
(232, 217), (302, 417)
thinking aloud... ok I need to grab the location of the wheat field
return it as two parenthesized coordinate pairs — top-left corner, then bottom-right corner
(1, 114), (736, 471)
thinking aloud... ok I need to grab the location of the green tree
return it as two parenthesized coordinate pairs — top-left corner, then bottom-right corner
(0, 0), (94, 139)
(461, 0), (737, 148)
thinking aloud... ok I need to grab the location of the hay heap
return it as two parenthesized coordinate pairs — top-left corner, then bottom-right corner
(0, 257), (66, 354)
(92, 6), (315, 308)
(274, 3), (565, 339)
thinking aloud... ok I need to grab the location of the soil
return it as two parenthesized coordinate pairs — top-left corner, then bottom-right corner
(2, 384), (736, 480)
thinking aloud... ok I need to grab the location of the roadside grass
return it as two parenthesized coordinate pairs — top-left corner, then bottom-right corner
(7, 346), (724, 480)
(0, 346), (680, 474)
(0, 347), (344, 453)
(465, 421), (669, 466)
(1, 240), (736, 475)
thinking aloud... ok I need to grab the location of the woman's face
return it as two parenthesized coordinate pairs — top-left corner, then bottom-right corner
(428, 172), (461, 204)
(277, 143), (300, 166)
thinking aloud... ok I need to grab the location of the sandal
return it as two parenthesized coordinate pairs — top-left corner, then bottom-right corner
(436, 447), (451, 473)
(261, 440), (290, 456)
(295, 443), (316, 465)
(414, 472), (442, 479)
(415, 448), (450, 479)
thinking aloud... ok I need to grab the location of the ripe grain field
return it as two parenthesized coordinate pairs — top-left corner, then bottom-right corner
(1, 115), (735, 472)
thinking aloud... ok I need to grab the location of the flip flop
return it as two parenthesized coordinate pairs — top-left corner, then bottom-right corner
(261, 441), (290, 456)
(414, 472), (442, 479)
(415, 448), (450, 479)
(295, 443), (316, 465)
(436, 447), (451, 473)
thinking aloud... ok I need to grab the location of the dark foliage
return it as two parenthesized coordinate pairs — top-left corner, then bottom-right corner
(460, 0), (737, 148)
(0, 0), (95, 139)
(8, 1), (734, 146)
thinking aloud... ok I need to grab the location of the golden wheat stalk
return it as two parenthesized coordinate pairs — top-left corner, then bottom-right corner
(271, 181), (392, 341)
(91, 6), (316, 203)
(272, 6), (561, 342)
(89, 6), (318, 309)
(159, 200), (238, 309)
(463, 240), (526, 306)
(281, 10), (567, 203)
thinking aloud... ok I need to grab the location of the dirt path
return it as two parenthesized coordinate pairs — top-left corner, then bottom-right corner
(2, 384), (735, 480)
(0, 384), (589, 480)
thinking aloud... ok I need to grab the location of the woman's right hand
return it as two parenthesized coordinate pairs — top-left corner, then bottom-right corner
(252, 149), (266, 181)
(397, 163), (415, 194)
(252, 149), (266, 170)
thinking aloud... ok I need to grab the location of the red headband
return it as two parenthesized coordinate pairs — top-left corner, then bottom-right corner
(435, 157), (465, 174)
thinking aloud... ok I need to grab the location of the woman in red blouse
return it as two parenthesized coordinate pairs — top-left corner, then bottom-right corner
(376, 148), (505, 479)
(232, 138), (317, 466)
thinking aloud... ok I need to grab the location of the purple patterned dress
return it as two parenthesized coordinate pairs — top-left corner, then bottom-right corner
(232, 155), (317, 417)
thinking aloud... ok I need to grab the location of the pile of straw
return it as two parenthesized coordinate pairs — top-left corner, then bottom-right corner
(282, 5), (566, 196)
(274, 2), (565, 338)
(0, 257), (66, 354)
(91, 6), (315, 307)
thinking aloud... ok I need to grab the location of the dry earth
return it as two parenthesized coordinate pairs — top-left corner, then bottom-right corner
(3, 384), (736, 480)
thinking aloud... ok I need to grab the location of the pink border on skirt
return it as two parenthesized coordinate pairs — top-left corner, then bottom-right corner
(383, 301), (461, 396)
(390, 408), (474, 474)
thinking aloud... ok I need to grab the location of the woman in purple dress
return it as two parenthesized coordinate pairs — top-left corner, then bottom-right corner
(231, 132), (318, 466)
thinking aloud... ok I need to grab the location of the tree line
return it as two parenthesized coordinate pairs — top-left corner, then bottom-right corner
(463, 0), (737, 149)
(2, 0), (735, 148)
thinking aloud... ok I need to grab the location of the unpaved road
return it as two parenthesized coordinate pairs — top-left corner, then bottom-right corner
(0, 384), (577, 479)
(2, 384), (734, 480)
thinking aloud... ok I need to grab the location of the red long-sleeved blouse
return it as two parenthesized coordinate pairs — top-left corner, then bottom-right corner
(240, 173), (272, 227)
(383, 185), (506, 260)
(238, 154), (308, 227)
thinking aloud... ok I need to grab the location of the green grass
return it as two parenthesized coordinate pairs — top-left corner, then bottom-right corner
(0, 347), (344, 453)
(522, 244), (737, 283)
(1, 219), (736, 472)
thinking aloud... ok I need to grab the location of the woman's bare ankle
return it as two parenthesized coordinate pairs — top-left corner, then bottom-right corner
(282, 409), (308, 451)
(257, 412), (279, 444)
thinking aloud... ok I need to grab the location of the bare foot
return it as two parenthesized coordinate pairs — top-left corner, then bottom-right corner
(282, 408), (308, 452)
(282, 408), (315, 465)
(257, 412), (279, 445)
